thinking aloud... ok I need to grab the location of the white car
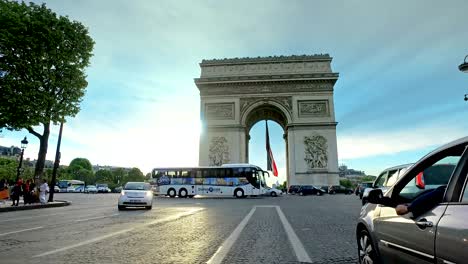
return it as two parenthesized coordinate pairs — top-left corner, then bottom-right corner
(54, 186), (60, 193)
(96, 184), (111, 193)
(118, 182), (153, 210)
(84, 185), (98, 193)
(265, 187), (283, 197)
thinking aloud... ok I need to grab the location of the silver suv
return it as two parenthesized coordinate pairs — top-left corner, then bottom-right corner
(356, 136), (468, 264)
(361, 163), (412, 205)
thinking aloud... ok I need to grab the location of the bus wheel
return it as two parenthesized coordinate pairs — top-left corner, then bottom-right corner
(234, 189), (244, 198)
(168, 188), (176, 198)
(179, 188), (188, 198)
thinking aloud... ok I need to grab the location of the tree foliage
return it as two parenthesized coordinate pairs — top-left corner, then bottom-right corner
(0, 157), (17, 182)
(126, 168), (145, 183)
(68, 158), (94, 183)
(68, 158), (93, 171)
(95, 169), (113, 183)
(0, 0), (94, 178)
(339, 178), (354, 188)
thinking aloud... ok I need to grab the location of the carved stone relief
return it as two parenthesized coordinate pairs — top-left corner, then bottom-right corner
(205, 103), (235, 120)
(209, 137), (230, 166)
(240, 96), (292, 115)
(298, 100), (329, 117)
(198, 82), (334, 96)
(304, 134), (328, 169)
(200, 62), (332, 77)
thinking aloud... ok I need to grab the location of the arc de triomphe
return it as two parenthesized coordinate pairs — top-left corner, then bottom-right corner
(195, 55), (339, 186)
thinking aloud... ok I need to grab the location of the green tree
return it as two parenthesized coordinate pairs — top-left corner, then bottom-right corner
(0, 1), (94, 179)
(57, 166), (73, 180)
(95, 169), (113, 184)
(340, 178), (354, 188)
(0, 157), (17, 182)
(68, 158), (93, 171)
(75, 168), (95, 185)
(112, 168), (126, 186)
(360, 175), (376, 182)
(68, 158), (94, 184)
(145, 173), (152, 180)
(125, 168), (145, 183)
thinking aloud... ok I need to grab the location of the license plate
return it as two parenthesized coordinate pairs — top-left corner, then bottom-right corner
(129, 199), (140, 203)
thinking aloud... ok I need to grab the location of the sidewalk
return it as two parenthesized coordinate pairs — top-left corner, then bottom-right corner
(0, 198), (71, 213)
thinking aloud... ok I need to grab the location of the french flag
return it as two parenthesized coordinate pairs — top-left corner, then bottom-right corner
(265, 120), (278, 177)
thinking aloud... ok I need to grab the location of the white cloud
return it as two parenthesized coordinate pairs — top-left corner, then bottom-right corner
(337, 123), (466, 160)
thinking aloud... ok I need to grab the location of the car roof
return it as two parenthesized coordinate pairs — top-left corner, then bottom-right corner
(382, 163), (413, 172)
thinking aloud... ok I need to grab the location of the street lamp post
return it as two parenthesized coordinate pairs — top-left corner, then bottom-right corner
(15, 137), (28, 182)
(459, 55), (468, 73)
(459, 55), (468, 102)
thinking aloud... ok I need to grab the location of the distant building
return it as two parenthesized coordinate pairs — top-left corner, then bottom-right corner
(0, 145), (21, 157)
(338, 164), (366, 178)
(92, 165), (132, 173)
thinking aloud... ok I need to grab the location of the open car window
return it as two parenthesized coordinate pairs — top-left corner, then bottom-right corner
(399, 156), (460, 200)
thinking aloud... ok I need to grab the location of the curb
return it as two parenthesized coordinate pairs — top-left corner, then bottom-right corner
(0, 200), (71, 213)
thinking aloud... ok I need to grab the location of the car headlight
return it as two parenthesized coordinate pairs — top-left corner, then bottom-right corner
(146, 191), (152, 197)
(121, 190), (126, 196)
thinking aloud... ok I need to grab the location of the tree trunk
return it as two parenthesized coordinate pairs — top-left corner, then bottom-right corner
(34, 122), (50, 181)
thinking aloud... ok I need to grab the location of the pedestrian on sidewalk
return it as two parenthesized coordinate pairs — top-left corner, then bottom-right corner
(23, 180), (31, 205)
(39, 179), (49, 204)
(11, 179), (23, 206)
(29, 180), (37, 203)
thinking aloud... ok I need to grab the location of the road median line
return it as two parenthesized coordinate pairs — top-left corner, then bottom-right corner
(0, 226), (44, 236)
(275, 206), (312, 263)
(33, 208), (204, 258)
(207, 206), (257, 264)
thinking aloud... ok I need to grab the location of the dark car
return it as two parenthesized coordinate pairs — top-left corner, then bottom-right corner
(316, 186), (329, 193)
(328, 185), (353, 194)
(288, 185), (301, 194)
(298, 185), (325, 196)
(356, 181), (373, 199)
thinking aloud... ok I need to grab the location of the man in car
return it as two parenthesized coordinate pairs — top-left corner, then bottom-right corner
(395, 185), (446, 218)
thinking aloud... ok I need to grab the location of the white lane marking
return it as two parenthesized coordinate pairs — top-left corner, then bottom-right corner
(207, 207), (257, 264)
(276, 206), (312, 263)
(0, 226), (44, 236)
(74, 213), (120, 223)
(0, 213), (63, 223)
(33, 208), (204, 258)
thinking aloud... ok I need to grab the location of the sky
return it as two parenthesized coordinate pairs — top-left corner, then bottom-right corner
(1, 0), (468, 186)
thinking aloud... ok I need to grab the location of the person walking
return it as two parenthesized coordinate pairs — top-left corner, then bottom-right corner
(23, 180), (31, 205)
(39, 179), (49, 204)
(11, 180), (23, 206)
(29, 180), (36, 203)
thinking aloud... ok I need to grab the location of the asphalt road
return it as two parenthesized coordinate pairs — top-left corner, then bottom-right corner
(0, 193), (361, 264)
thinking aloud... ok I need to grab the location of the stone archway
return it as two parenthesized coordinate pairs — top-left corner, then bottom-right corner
(195, 55), (340, 186)
(242, 102), (289, 171)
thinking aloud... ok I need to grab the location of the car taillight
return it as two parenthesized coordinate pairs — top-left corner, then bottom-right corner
(415, 172), (425, 189)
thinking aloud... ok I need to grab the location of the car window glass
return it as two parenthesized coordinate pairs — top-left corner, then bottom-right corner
(399, 156), (460, 200)
(384, 170), (398, 187)
(398, 167), (408, 179)
(462, 173), (468, 202)
(375, 172), (386, 187)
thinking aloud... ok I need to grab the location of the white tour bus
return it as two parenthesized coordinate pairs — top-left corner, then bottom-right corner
(152, 164), (268, 198)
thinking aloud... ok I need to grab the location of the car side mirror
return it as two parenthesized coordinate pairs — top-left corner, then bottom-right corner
(367, 189), (384, 204)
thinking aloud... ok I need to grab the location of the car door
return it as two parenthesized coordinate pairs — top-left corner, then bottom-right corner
(434, 146), (468, 264)
(373, 143), (466, 264)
